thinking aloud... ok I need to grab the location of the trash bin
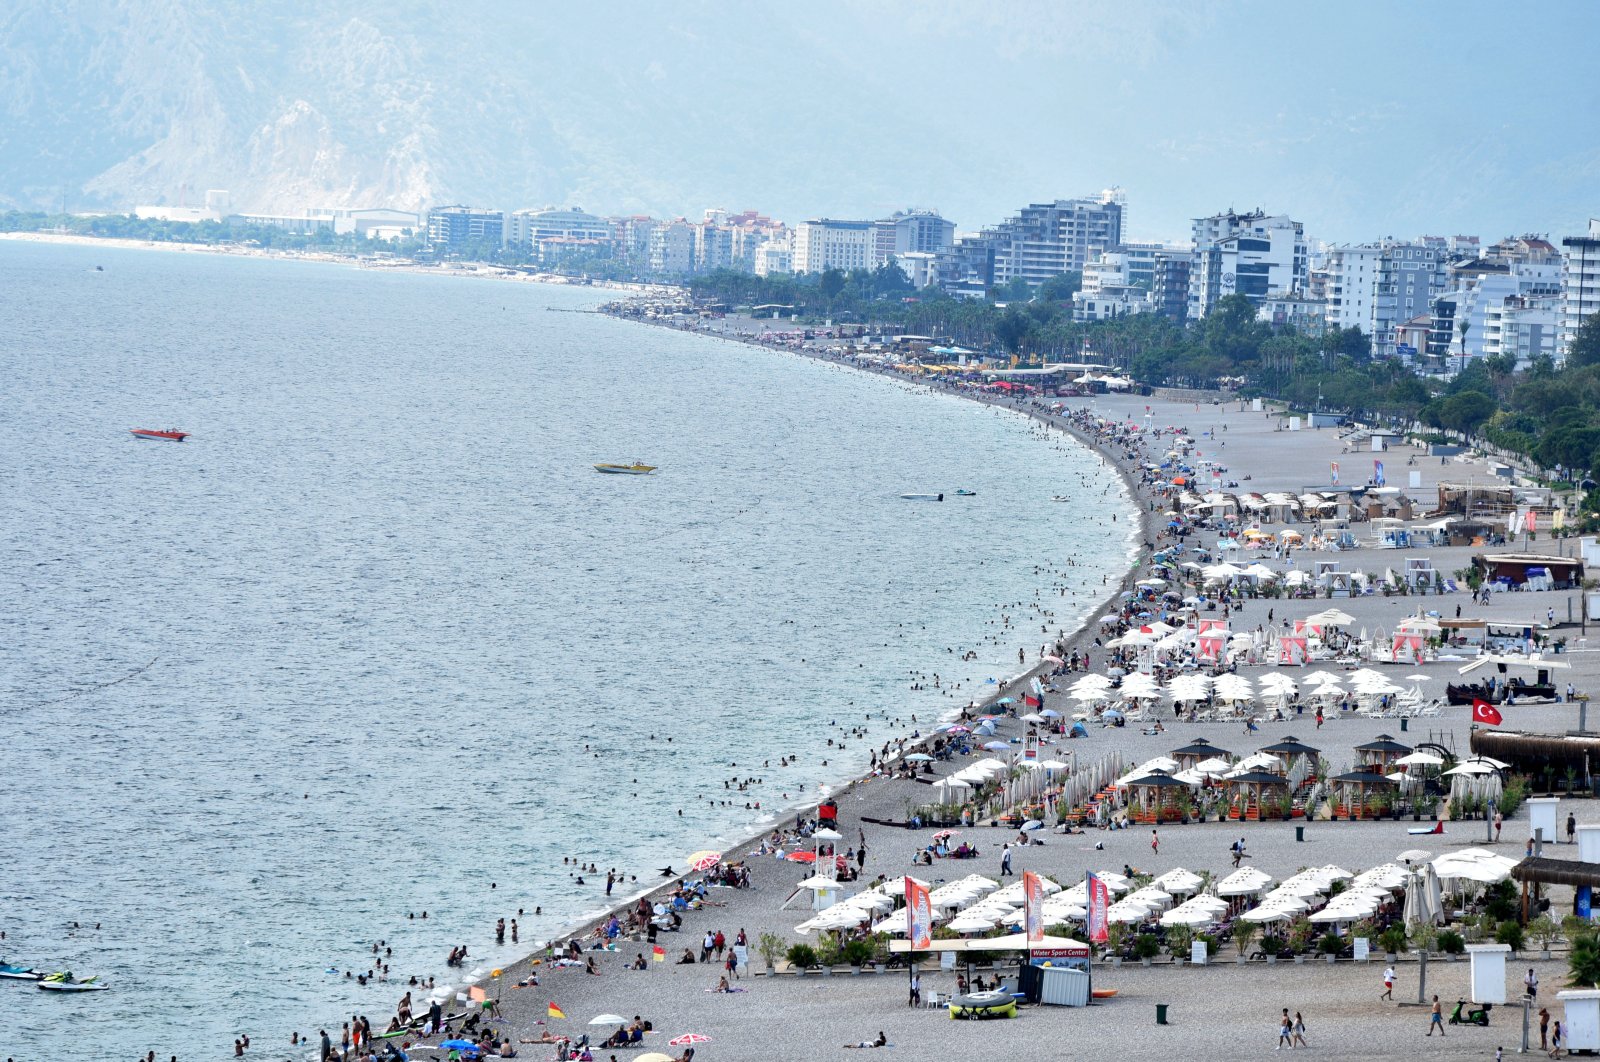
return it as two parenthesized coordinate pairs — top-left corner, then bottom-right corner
(1400, 718), (1409, 732)
(1295, 825), (1305, 843)
(1156, 1003), (1170, 1025)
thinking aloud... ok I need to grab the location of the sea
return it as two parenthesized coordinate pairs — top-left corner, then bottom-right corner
(0, 238), (1134, 1059)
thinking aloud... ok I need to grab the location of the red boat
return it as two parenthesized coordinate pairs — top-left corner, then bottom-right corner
(129, 428), (189, 442)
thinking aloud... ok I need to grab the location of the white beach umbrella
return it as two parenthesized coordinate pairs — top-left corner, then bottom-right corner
(1395, 751), (1444, 767)
(1193, 756), (1233, 776)
(1216, 867), (1274, 896)
(1240, 906), (1295, 924)
(1150, 868), (1204, 894)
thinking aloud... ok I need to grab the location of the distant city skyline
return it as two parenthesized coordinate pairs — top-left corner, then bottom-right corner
(3, 0), (1597, 244)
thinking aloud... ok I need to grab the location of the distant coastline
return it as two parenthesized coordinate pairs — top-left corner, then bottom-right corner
(0, 230), (679, 297)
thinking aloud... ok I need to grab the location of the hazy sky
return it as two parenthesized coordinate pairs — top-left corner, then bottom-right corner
(564, 0), (1599, 243)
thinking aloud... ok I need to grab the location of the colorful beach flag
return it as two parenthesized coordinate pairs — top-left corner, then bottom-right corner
(1374, 459), (1385, 487)
(1085, 872), (1110, 944)
(1023, 692), (1041, 709)
(1330, 461), (1339, 485)
(652, 945), (666, 962)
(1023, 871), (1044, 943)
(1471, 699), (1503, 727)
(548, 1002), (567, 1020)
(905, 876), (932, 951)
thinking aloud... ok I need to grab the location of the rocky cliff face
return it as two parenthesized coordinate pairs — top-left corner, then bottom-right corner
(0, 0), (600, 214)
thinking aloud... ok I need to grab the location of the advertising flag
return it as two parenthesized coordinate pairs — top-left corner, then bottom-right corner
(1330, 461), (1339, 485)
(1374, 460), (1386, 487)
(1086, 872), (1111, 944)
(905, 876), (933, 951)
(1471, 699), (1504, 727)
(1023, 871), (1045, 943)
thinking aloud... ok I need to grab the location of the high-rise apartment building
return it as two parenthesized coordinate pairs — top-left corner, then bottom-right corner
(426, 205), (504, 249)
(986, 195), (1124, 288)
(792, 219), (875, 274)
(1188, 210), (1307, 319)
(1562, 219), (1600, 360)
(872, 210), (956, 267)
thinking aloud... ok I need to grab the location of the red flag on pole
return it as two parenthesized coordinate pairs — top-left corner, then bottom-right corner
(1471, 699), (1503, 727)
(1086, 873), (1110, 944)
(1023, 692), (1041, 709)
(904, 876), (933, 951)
(1023, 871), (1044, 943)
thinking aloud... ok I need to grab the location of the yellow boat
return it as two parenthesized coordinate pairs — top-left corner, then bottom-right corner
(593, 461), (657, 475)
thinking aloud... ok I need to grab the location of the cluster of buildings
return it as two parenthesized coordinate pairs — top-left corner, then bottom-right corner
(132, 187), (1600, 374)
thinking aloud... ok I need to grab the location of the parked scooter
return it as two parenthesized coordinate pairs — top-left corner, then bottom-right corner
(1449, 998), (1492, 1026)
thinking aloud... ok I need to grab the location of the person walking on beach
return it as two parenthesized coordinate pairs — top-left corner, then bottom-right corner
(1151, 829), (1160, 857)
(1552, 1019), (1564, 1057)
(1277, 1009), (1293, 1050)
(1381, 964), (1395, 1000)
(999, 845), (1014, 877)
(1568, 813), (1578, 844)
(1527, 967), (1540, 999)
(1428, 995), (1445, 1036)
(909, 972), (921, 1007)
(700, 931), (714, 963)
(320, 1030), (331, 1062)
(1541, 1007), (1551, 1050)
(1292, 1012), (1308, 1048)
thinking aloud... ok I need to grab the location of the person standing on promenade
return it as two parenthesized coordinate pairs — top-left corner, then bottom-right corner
(1381, 964), (1394, 1000)
(1569, 814), (1578, 844)
(1527, 967), (1540, 999)
(909, 971), (921, 1007)
(1151, 829), (1160, 857)
(999, 845), (1014, 877)
(1540, 1007), (1551, 1049)
(1495, 812), (1503, 842)
(1428, 995), (1445, 1036)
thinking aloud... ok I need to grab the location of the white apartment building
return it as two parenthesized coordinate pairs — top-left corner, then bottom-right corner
(873, 210), (956, 267)
(1189, 210), (1307, 319)
(505, 207), (610, 250)
(1428, 259), (1562, 365)
(754, 237), (793, 277)
(1562, 219), (1600, 358)
(1484, 294), (1561, 367)
(988, 195), (1124, 287)
(792, 219), (874, 274)
(1324, 245), (1384, 333)
(648, 220), (696, 274)
(896, 251), (942, 289)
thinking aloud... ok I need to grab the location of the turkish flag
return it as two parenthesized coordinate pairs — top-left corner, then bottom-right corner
(1472, 699), (1504, 727)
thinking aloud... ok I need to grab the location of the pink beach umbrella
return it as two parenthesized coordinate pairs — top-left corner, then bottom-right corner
(669, 1033), (714, 1047)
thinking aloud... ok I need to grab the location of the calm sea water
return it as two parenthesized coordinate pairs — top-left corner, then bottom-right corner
(0, 240), (1132, 1058)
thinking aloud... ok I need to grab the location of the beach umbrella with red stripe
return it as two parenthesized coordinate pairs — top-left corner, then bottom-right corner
(669, 1033), (713, 1047)
(687, 850), (722, 872)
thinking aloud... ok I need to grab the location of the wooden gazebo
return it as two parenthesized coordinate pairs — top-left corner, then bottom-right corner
(1171, 737), (1231, 771)
(1355, 733), (1412, 772)
(1223, 769), (1291, 821)
(1329, 770), (1399, 820)
(1125, 769), (1194, 825)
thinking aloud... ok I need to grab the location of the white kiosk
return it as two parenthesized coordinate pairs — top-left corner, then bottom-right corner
(1559, 988), (1600, 1052)
(1529, 797), (1561, 845)
(1578, 824), (1600, 865)
(1465, 943), (1510, 1004)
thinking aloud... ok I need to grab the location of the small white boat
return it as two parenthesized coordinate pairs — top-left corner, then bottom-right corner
(899, 493), (944, 501)
(593, 461), (657, 475)
(37, 973), (107, 992)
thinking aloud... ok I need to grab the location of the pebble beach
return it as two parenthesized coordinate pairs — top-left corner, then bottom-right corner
(365, 327), (1600, 1062)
